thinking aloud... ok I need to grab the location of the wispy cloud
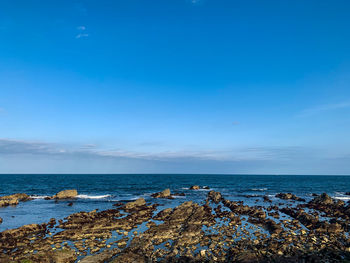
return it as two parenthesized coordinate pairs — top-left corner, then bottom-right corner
(76, 25), (89, 39)
(298, 101), (350, 117)
(0, 138), (313, 162)
(1, 138), (349, 174)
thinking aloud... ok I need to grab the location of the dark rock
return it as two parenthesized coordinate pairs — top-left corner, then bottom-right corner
(263, 195), (272, 202)
(189, 185), (200, 190)
(113, 202), (124, 207)
(173, 192), (185, 196)
(275, 193), (305, 202)
(310, 193), (334, 205)
(207, 191), (222, 204)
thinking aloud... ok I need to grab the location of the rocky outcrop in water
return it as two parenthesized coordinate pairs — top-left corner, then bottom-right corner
(151, 188), (173, 199)
(207, 190), (222, 204)
(51, 189), (78, 200)
(2, 190), (350, 262)
(0, 193), (31, 207)
(275, 193), (306, 202)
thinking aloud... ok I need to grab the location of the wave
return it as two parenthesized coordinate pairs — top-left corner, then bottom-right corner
(250, 188), (268, 191)
(334, 196), (350, 201)
(30, 195), (49, 199)
(77, 194), (111, 199)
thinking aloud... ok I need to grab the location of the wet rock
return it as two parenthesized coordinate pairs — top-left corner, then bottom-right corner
(189, 185), (200, 190)
(151, 188), (173, 199)
(310, 193), (334, 205)
(0, 193), (31, 207)
(125, 198), (146, 210)
(0, 217), (2, 224)
(68, 202), (73, 206)
(275, 193), (305, 202)
(263, 195), (272, 202)
(207, 191), (222, 204)
(173, 192), (185, 196)
(48, 189), (78, 200)
(112, 202), (124, 207)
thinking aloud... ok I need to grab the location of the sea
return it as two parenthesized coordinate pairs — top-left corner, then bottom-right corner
(0, 174), (349, 232)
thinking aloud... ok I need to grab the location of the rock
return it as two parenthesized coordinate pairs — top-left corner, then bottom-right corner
(52, 189), (78, 200)
(80, 248), (120, 263)
(52, 248), (77, 263)
(0, 193), (31, 207)
(345, 192), (350, 196)
(125, 198), (146, 210)
(112, 202), (124, 207)
(68, 202), (73, 206)
(207, 191), (222, 204)
(203, 186), (210, 189)
(275, 193), (305, 202)
(0, 217), (2, 224)
(263, 195), (272, 202)
(310, 193), (334, 205)
(151, 188), (173, 199)
(173, 192), (185, 196)
(189, 185), (200, 190)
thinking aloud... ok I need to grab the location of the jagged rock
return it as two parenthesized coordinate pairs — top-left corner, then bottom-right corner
(0, 193), (31, 207)
(125, 198), (146, 210)
(189, 185), (200, 190)
(275, 193), (305, 202)
(310, 193), (334, 205)
(151, 188), (173, 199)
(207, 191), (222, 204)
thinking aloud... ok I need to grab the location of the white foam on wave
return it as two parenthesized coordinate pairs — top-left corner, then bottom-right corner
(77, 194), (111, 199)
(334, 196), (350, 201)
(30, 195), (50, 199)
(250, 188), (268, 191)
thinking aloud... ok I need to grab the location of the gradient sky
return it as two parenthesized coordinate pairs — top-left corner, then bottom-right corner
(0, 0), (350, 174)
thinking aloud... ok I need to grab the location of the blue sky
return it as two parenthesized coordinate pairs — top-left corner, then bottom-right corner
(0, 0), (350, 174)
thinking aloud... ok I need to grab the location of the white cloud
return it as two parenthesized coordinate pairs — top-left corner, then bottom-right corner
(76, 25), (89, 39)
(76, 33), (89, 39)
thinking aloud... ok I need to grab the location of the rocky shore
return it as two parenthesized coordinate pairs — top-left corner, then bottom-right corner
(1, 189), (350, 262)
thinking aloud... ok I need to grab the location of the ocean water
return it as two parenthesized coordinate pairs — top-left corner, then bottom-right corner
(0, 174), (350, 231)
